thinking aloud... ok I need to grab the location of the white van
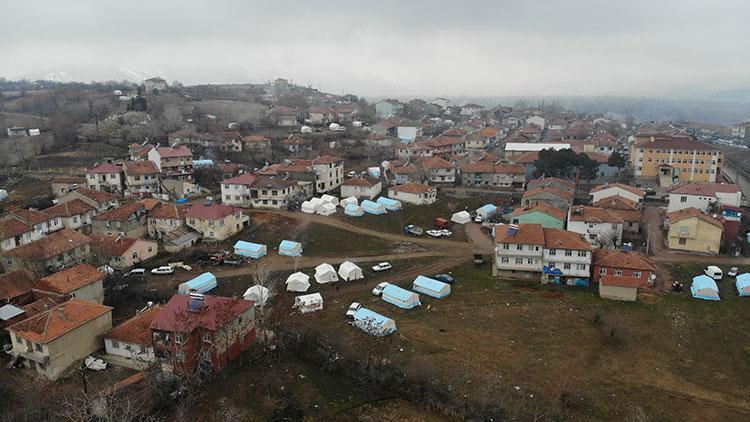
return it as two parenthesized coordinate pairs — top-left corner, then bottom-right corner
(704, 266), (723, 281)
(125, 268), (145, 277)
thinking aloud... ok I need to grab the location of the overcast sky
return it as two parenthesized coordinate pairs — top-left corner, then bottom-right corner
(2, 0), (748, 97)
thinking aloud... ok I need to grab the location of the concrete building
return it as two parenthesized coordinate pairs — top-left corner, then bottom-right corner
(589, 183), (645, 207)
(104, 306), (162, 368)
(0, 218), (36, 252)
(123, 161), (161, 196)
(510, 203), (566, 229)
(44, 200), (97, 232)
(493, 224), (545, 279)
(461, 162), (525, 188)
(592, 248), (655, 301)
(567, 206), (625, 247)
(86, 163), (123, 193)
(10, 209), (63, 239)
(185, 204), (248, 241)
(541, 228), (593, 285)
(221, 174), (300, 209)
(630, 136), (723, 183)
(419, 156), (456, 184)
(375, 99), (403, 118)
(2, 229), (91, 277)
(33, 264), (106, 304)
(666, 183), (742, 214)
(58, 188), (120, 214)
(91, 202), (148, 238)
(147, 204), (187, 239)
(387, 183), (437, 205)
(665, 208), (723, 255)
(341, 177), (382, 200)
(521, 186), (574, 210)
(7, 299), (112, 380)
(148, 145), (194, 181)
(144, 77), (167, 93)
(87, 234), (158, 270)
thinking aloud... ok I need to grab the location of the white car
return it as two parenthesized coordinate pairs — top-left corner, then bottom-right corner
(125, 268), (146, 277)
(372, 262), (392, 272)
(426, 230), (443, 238)
(474, 215), (484, 223)
(372, 282), (389, 296)
(346, 302), (361, 317)
(704, 265), (722, 280)
(728, 267), (739, 277)
(150, 266), (175, 275)
(439, 229), (452, 237)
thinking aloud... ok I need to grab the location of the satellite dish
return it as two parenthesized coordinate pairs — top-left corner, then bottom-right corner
(381, 161), (390, 171)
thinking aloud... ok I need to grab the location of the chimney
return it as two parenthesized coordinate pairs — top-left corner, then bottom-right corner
(57, 306), (66, 320)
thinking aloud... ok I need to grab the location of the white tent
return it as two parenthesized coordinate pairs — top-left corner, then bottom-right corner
(314, 263), (339, 284)
(285, 272), (311, 292)
(338, 261), (364, 281)
(301, 201), (317, 214)
(451, 210), (471, 224)
(310, 197), (325, 209)
(243, 285), (272, 306)
(293, 293), (323, 313)
(320, 194), (339, 206)
(317, 202), (337, 216)
(340, 196), (359, 207)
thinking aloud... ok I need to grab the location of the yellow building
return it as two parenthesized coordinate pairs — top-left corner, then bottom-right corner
(666, 208), (723, 255)
(630, 136), (723, 184)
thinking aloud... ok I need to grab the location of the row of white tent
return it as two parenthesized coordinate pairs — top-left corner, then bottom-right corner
(285, 261), (365, 292)
(301, 194), (356, 216)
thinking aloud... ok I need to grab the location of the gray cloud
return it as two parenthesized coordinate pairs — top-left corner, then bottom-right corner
(1, 0), (748, 97)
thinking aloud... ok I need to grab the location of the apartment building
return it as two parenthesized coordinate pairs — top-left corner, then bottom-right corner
(666, 183), (742, 214)
(630, 136), (723, 183)
(148, 145), (194, 181)
(185, 204), (249, 241)
(123, 161), (161, 196)
(86, 163), (123, 193)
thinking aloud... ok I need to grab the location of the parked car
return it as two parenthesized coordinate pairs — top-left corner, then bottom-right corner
(150, 266), (175, 275)
(728, 267), (739, 277)
(704, 265), (723, 280)
(474, 215), (484, 223)
(372, 282), (390, 296)
(404, 224), (424, 236)
(434, 217), (450, 229)
(346, 171), (357, 178)
(372, 262), (392, 272)
(426, 229), (443, 238)
(439, 229), (452, 237)
(346, 302), (361, 317)
(433, 274), (455, 284)
(644, 187), (656, 196)
(125, 268), (146, 277)
(473, 254), (485, 265)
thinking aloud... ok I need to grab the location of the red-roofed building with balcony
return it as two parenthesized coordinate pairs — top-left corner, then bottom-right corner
(86, 162), (124, 193)
(185, 204), (248, 241)
(148, 145), (194, 181)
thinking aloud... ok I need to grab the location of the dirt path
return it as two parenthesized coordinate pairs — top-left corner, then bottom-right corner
(464, 223), (494, 254)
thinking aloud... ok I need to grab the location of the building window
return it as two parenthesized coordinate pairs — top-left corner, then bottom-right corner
(516, 244), (523, 250)
(614, 268), (624, 276)
(599, 267), (607, 276)
(563, 263), (571, 269)
(564, 250), (572, 256)
(202, 332), (211, 342)
(576, 264), (586, 270)
(634, 271), (642, 279)
(174, 333), (184, 344)
(501, 257), (509, 263)
(111, 340), (120, 349)
(527, 258), (533, 264)
(34, 342), (43, 353)
(679, 238), (687, 245)
(549, 249), (556, 256)
(175, 351), (185, 363)
(515, 258), (523, 264)
(578, 251), (587, 257)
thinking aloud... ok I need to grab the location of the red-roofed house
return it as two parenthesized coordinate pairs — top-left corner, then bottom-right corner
(92, 202), (148, 238)
(10, 209), (64, 238)
(666, 183), (742, 214)
(44, 199), (97, 232)
(58, 188), (120, 213)
(0, 271), (34, 306)
(388, 183), (437, 205)
(123, 160), (160, 196)
(148, 145), (194, 181)
(461, 162), (525, 188)
(88, 234), (158, 270)
(567, 206), (625, 247)
(522, 186), (574, 210)
(7, 299), (112, 380)
(239, 135), (271, 151)
(185, 204), (248, 241)
(149, 294), (255, 374)
(665, 208), (723, 255)
(147, 203), (188, 239)
(418, 156), (456, 184)
(104, 305), (162, 366)
(86, 162), (123, 193)
(33, 264), (105, 304)
(341, 177), (382, 200)
(593, 249), (655, 301)
(590, 183), (645, 206)
(2, 229), (92, 277)
(0, 217), (36, 252)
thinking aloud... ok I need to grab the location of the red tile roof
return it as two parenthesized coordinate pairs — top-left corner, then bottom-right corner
(543, 228), (592, 251)
(185, 204), (240, 220)
(510, 151), (539, 164)
(594, 249), (655, 271)
(666, 207), (723, 229)
(590, 183), (645, 198)
(0, 271), (33, 302)
(568, 206), (625, 224)
(249, 175), (296, 190)
(3, 229), (90, 259)
(494, 223), (545, 245)
(0, 218), (33, 239)
(391, 163), (418, 174)
(87, 234), (142, 257)
(44, 199), (96, 218)
(241, 135), (271, 143)
(668, 183), (741, 196)
(523, 186), (574, 200)
(123, 160), (159, 175)
(11, 209), (52, 225)
(148, 204), (187, 220)
(592, 195), (639, 211)
(223, 173), (258, 185)
(390, 183), (434, 194)
(9, 299), (111, 344)
(105, 306), (162, 346)
(150, 294), (253, 333)
(635, 138), (718, 152)
(88, 163), (122, 174)
(342, 177), (380, 187)
(93, 203), (145, 222)
(419, 156), (454, 170)
(156, 145), (192, 158)
(69, 188), (119, 204)
(34, 264), (105, 295)
(511, 203), (566, 221)
(527, 177), (575, 191)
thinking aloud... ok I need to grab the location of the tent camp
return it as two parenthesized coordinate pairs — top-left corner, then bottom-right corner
(412, 275), (451, 298)
(300, 201), (316, 214)
(317, 202), (337, 216)
(736, 273), (750, 297)
(691, 275), (720, 301)
(285, 272), (311, 292)
(361, 199), (386, 215)
(377, 196), (402, 211)
(344, 204), (364, 217)
(352, 308), (397, 336)
(338, 261), (364, 281)
(320, 194), (339, 206)
(278, 240), (303, 257)
(293, 293), (323, 313)
(476, 204), (498, 220)
(340, 196), (358, 207)
(381, 284), (421, 309)
(243, 285), (272, 306)
(233, 241), (267, 259)
(178, 272), (217, 294)
(451, 210), (471, 224)
(314, 263), (339, 284)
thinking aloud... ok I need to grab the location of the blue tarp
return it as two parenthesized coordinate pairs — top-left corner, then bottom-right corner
(476, 204), (498, 218)
(691, 275), (720, 301)
(175, 198), (188, 204)
(278, 240), (303, 257)
(178, 272), (217, 294)
(382, 284), (420, 309)
(412, 275), (451, 299)
(353, 308), (397, 336)
(193, 159), (214, 168)
(376, 196), (402, 211)
(344, 203), (364, 217)
(543, 266), (564, 275)
(233, 240), (267, 259)
(362, 199), (386, 215)
(736, 273), (750, 297)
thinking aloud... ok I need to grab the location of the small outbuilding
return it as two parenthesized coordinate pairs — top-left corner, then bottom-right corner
(293, 293), (323, 313)
(362, 199), (386, 215)
(475, 204), (498, 220)
(598, 275), (640, 302)
(279, 240), (303, 257)
(340, 196), (359, 207)
(285, 272), (311, 292)
(344, 204), (364, 217)
(691, 275), (720, 301)
(412, 275), (451, 298)
(233, 240), (267, 259)
(381, 284), (421, 309)
(178, 272), (217, 295)
(352, 308), (397, 336)
(338, 261), (364, 281)
(317, 202), (337, 216)
(376, 196), (402, 211)
(735, 273), (750, 297)
(314, 263), (339, 284)
(243, 285), (272, 306)
(451, 210), (471, 224)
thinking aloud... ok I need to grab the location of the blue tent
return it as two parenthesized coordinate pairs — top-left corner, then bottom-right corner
(178, 272), (217, 294)
(736, 273), (750, 297)
(476, 204), (498, 219)
(412, 275), (451, 298)
(175, 197), (188, 204)
(353, 308), (397, 336)
(278, 240), (303, 257)
(361, 199), (386, 215)
(381, 284), (421, 309)
(376, 196), (402, 211)
(193, 159), (214, 168)
(344, 203), (364, 217)
(691, 275), (720, 301)
(233, 240), (267, 259)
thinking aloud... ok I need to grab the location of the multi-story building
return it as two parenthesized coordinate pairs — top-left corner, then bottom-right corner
(541, 228), (593, 286)
(58, 188), (120, 214)
(341, 177), (382, 200)
(147, 204), (187, 239)
(220, 173), (257, 207)
(149, 294), (255, 375)
(375, 99), (403, 118)
(43, 200), (97, 232)
(91, 202), (148, 238)
(665, 208), (723, 255)
(123, 161), (161, 196)
(86, 163), (123, 193)
(419, 156), (456, 184)
(388, 183), (437, 205)
(33, 264), (106, 304)
(148, 145), (194, 181)
(592, 248), (656, 301)
(731, 121), (750, 140)
(630, 136), (723, 183)
(666, 183), (742, 214)
(87, 234), (158, 270)
(185, 204), (249, 241)
(245, 176), (299, 209)
(104, 305), (162, 366)
(260, 156), (343, 194)
(460, 162), (525, 188)
(0, 218), (36, 252)
(9, 209), (63, 239)
(2, 229), (91, 277)
(567, 206), (625, 247)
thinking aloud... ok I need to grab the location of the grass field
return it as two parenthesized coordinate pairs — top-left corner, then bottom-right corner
(288, 261), (750, 420)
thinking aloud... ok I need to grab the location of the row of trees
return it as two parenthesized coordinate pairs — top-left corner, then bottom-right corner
(534, 149), (627, 184)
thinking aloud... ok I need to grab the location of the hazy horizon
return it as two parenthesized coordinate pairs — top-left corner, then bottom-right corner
(2, 0), (749, 98)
